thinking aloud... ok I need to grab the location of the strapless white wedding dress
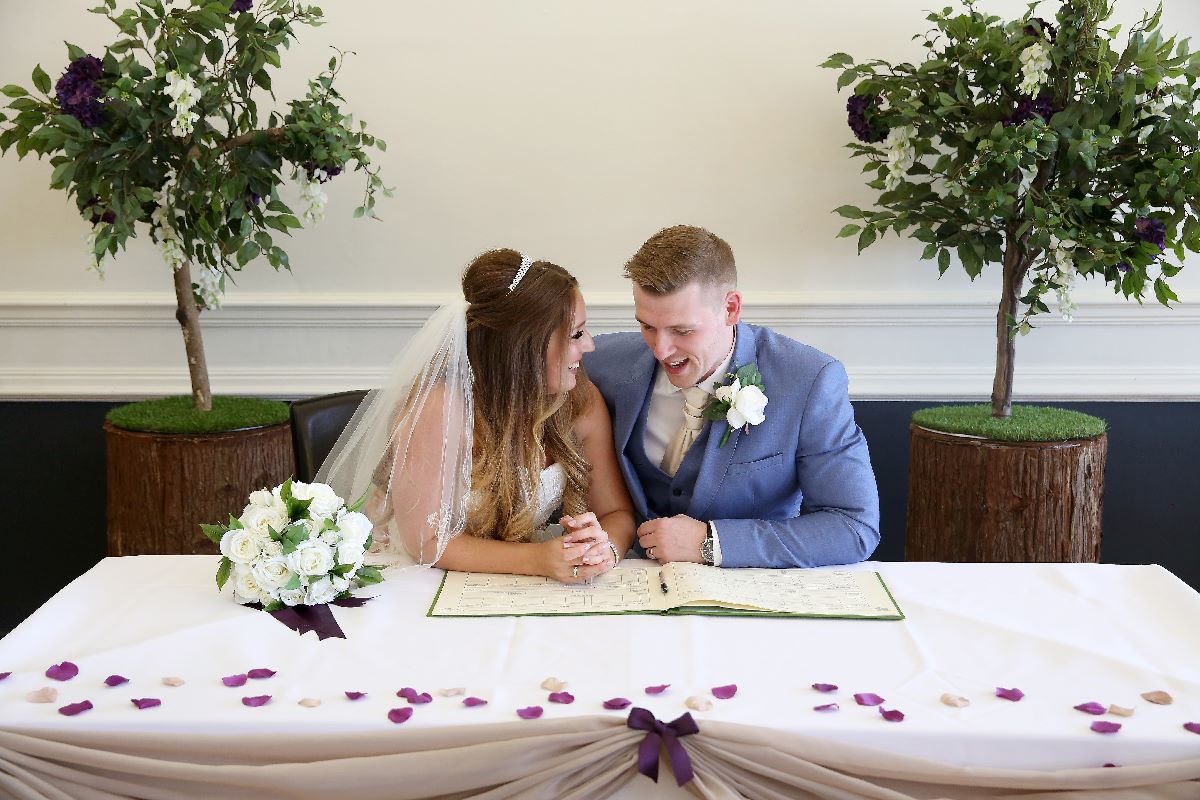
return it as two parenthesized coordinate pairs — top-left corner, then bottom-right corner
(529, 462), (567, 541)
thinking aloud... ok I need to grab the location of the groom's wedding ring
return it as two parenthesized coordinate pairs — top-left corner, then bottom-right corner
(572, 565), (580, 578)
(647, 547), (656, 559)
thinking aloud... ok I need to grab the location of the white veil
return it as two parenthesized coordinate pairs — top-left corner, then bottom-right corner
(316, 299), (474, 566)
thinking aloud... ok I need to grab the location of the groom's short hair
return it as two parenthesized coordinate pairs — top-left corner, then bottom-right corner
(624, 225), (737, 295)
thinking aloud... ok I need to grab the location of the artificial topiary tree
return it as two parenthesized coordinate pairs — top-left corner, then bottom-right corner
(0, 0), (388, 414)
(824, 0), (1196, 418)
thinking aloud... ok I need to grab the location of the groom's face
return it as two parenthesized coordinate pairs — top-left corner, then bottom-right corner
(633, 281), (741, 389)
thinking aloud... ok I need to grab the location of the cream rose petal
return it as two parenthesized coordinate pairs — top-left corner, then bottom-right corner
(27, 687), (59, 703)
(1141, 690), (1173, 705)
(438, 687), (466, 697)
(685, 695), (713, 712)
(940, 693), (970, 708)
(1108, 704), (1135, 717)
(540, 677), (567, 692)
(162, 676), (186, 687)
(299, 698), (322, 708)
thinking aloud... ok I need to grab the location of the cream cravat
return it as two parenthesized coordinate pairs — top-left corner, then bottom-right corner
(660, 386), (710, 477)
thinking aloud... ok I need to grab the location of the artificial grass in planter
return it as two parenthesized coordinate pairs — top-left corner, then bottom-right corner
(912, 404), (1107, 442)
(106, 395), (290, 434)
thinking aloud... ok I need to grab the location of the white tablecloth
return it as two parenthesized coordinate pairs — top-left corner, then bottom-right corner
(1, 557), (1199, 799)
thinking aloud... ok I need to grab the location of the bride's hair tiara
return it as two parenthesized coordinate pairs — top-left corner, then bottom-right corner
(507, 255), (534, 294)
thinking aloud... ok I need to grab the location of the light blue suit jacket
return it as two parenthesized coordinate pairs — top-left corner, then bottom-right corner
(583, 322), (880, 568)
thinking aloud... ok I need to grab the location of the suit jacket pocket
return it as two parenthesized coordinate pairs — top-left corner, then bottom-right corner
(727, 452), (787, 475)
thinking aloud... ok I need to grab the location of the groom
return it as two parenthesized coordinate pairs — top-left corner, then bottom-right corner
(583, 225), (880, 568)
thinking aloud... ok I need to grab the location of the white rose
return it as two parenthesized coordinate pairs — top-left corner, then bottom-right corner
(248, 488), (281, 509)
(713, 378), (739, 405)
(337, 540), (365, 570)
(286, 539), (335, 577)
(233, 566), (266, 605)
(726, 384), (768, 429)
(336, 510), (373, 548)
(220, 528), (264, 565)
(278, 587), (307, 607)
(261, 539), (284, 560)
(305, 576), (338, 605)
(239, 503), (290, 539)
(331, 575), (351, 593)
(252, 556), (294, 592)
(291, 481), (343, 520)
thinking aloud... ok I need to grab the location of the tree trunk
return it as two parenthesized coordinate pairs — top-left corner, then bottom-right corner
(172, 261), (212, 411)
(990, 234), (1029, 419)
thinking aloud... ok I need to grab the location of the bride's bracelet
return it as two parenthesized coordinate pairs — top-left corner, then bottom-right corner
(607, 542), (621, 565)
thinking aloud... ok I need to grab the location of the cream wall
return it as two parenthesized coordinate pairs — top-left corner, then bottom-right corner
(1, 0), (1197, 399)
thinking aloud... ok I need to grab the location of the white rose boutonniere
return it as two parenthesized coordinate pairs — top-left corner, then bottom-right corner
(705, 363), (768, 447)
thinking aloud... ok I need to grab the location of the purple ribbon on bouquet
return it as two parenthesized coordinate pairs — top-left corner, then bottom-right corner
(626, 707), (699, 786)
(253, 597), (372, 640)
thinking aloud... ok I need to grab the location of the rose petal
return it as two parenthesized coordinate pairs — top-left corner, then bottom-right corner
(222, 674), (249, 687)
(388, 707), (414, 724)
(603, 697), (632, 710)
(1091, 721), (1121, 734)
(344, 691), (367, 700)
(27, 687), (58, 703)
(517, 705), (544, 719)
(241, 695), (271, 707)
(0, 672), (11, 681)
(104, 675), (129, 687)
(1141, 690), (1173, 705)
(45, 662), (79, 681)
(811, 683), (838, 693)
(161, 676), (185, 686)
(1074, 702), (1107, 715)
(540, 677), (567, 692)
(409, 692), (432, 704)
(813, 703), (839, 712)
(548, 691), (574, 704)
(854, 692), (885, 706)
(247, 668), (276, 679)
(712, 684), (737, 700)
(685, 696), (713, 712)
(299, 698), (322, 708)
(1108, 705), (1135, 717)
(58, 700), (93, 716)
(940, 693), (970, 708)
(645, 684), (670, 695)
(439, 687), (466, 697)
(1103, 763), (1120, 768)
(397, 687), (417, 700)
(131, 698), (160, 710)
(463, 696), (488, 707)
(1183, 722), (1200, 735)
(995, 687), (1025, 702)
(879, 707), (905, 722)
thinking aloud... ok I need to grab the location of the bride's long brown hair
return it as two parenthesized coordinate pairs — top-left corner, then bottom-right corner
(463, 249), (591, 541)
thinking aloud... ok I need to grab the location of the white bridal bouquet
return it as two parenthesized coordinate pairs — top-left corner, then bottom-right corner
(202, 479), (383, 610)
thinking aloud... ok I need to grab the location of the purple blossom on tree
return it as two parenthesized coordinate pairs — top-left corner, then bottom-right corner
(846, 94), (887, 143)
(1005, 91), (1056, 126)
(230, 0), (253, 13)
(55, 55), (105, 128)
(1134, 216), (1166, 250)
(1024, 18), (1058, 43)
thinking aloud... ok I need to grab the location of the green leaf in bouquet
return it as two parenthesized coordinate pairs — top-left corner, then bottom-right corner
(215, 556), (232, 591)
(364, 533), (374, 552)
(228, 514), (244, 530)
(354, 565), (383, 586)
(262, 600), (285, 613)
(200, 523), (226, 545)
(280, 521), (310, 554)
(279, 476), (294, 504)
(734, 363), (763, 388)
(284, 573), (302, 591)
(332, 563), (356, 576)
(322, 516), (337, 531)
(702, 401), (729, 422)
(267, 524), (283, 542)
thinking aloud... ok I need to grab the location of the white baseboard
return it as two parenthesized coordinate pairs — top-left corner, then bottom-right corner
(2, 292), (1197, 400)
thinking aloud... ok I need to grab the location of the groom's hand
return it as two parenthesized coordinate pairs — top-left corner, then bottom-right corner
(637, 515), (706, 564)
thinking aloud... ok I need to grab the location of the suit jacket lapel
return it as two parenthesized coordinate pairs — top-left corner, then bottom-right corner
(688, 322), (757, 520)
(613, 347), (658, 519)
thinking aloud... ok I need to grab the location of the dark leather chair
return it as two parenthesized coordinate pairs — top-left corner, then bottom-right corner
(290, 390), (369, 482)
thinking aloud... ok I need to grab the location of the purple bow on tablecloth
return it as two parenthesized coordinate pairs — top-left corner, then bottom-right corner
(256, 596), (372, 640)
(626, 707), (699, 786)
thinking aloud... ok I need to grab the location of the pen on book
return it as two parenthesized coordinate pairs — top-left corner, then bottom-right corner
(659, 569), (668, 594)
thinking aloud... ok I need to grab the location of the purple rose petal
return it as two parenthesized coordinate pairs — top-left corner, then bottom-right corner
(247, 668), (276, 679)
(812, 683), (838, 693)
(131, 698), (161, 710)
(879, 707), (905, 722)
(603, 697), (632, 710)
(517, 705), (544, 719)
(1074, 701), (1106, 715)
(645, 684), (669, 695)
(241, 695), (271, 707)
(995, 687), (1025, 702)
(344, 691), (367, 700)
(58, 700), (93, 716)
(814, 703), (840, 712)
(222, 674), (248, 687)
(388, 707), (413, 724)
(712, 684), (737, 700)
(407, 692), (432, 705)
(548, 691), (575, 704)
(46, 662), (79, 681)
(463, 696), (488, 707)
(854, 692), (884, 706)
(1185, 722), (1200, 735)
(1091, 721), (1121, 734)
(104, 675), (129, 687)
(0, 672), (11, 681)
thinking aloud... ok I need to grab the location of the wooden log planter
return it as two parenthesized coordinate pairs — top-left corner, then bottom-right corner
(905, 424), (1107, 563)
(105, 422), (294, 556)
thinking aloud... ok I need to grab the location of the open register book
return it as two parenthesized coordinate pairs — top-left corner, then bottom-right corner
(428, 561), (904, 619)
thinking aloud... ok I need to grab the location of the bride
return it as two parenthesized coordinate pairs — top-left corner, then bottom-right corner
(318, 249), (634, 583)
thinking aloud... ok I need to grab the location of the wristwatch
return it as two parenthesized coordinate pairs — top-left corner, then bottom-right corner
(700, 524), (715, 566)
